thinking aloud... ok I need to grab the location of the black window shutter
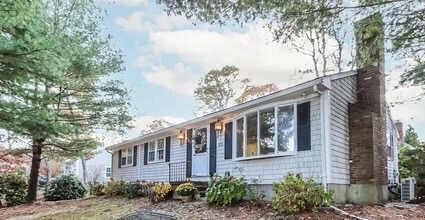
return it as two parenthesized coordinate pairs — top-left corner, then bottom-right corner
(111, 153), (113, 178)
(165, 136), (171, 162)
(118, 150), (122, 168)
(209, 122), (217, 176)
(144, 143), (148, 165)
(133, 145), (138, 166)
(297, 102), (311, 151)
(224, 122), (233, 159)
(186, 129), (192, 178)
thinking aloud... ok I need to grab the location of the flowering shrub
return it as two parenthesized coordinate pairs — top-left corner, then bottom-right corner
(206, 175), (247, 206)
(151, 182), (171, 203)
(90, 184), (105, 196)
(0, 172), (27, 206)
(104, 180), (126, 197)
(272, 173), (333, 214)
(175, 182), (196, 196)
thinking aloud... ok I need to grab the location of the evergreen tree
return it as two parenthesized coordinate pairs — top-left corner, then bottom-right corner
(0, 0), (132, 202)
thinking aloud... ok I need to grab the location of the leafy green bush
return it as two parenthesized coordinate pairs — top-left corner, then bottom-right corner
(124, 182), (154, 199)
(44, 175), (87, 201)
(0, 172), (28, 206)
(90, 184), (105, 196)
(206, 175), (247, 206)
(151, 182), (172, 203)
(272, 173), (333, 214)
(104, 180), (126, 197)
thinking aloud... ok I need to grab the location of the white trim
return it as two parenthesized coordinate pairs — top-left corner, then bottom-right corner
(191, 125), (210, 177)
(119, 147), (134, 168)
(320, 90), (331, 187)
(233, 102), (298, 161)
(233, 152), (297, 161)
(147, 138), (166, 164)
(105, 166), (112, 178)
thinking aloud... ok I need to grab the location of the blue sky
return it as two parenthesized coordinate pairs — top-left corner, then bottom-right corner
(97, 0), (425, 142)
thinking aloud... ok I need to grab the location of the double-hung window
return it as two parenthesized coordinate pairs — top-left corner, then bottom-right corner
(120, 147), (134, 167)
(148, 141), (155, 162)
(157, 138), (165, 161)
(147, 138), (166, 163)
(235, 103), (296, 159)
(105, 167), (111, 178)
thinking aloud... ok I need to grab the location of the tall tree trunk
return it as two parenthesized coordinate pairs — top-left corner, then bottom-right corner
(44, 159), (50, 183)
(81, 157), (87, 185)
(26, 139), (43, 203)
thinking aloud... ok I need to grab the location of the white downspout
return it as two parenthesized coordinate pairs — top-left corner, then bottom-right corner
(316, 79), (332, 190)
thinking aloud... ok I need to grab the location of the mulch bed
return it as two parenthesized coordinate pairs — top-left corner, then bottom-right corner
(1, 196), (424, 220)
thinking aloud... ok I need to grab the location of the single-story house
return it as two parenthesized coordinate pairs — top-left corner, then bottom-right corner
(107, 15), (402, 204)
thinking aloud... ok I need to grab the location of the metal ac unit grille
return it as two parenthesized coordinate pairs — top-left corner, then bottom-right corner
(401, 179), (411, 201)
(401, 178), (416, 201)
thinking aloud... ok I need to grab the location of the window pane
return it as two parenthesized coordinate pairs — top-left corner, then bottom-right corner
(148, 141), (155, 161)
(157, 139), (165, 160)
(121, 149), (127, 165)
(106, 167), (111, 177)
(246, 112), (258, 157)
(193, 128), (207, 154)
(277, 105), (295, 152)
(259, 108), (275, 155)
(127, 148), (133, 164)
(236, 118), (244, 158)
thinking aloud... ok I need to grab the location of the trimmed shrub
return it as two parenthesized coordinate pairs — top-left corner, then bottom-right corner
(272, 173), (333, 214)
(175, 182), (196, 196)
(151, 182), (172, 203)
(104, 180), (126, 197)
(44, 175), (86, 201)
(90, 184), (105, 196)
(206, 175), (247, 206)
(0, 172), (27, 206)
(124, 182), (154, 199)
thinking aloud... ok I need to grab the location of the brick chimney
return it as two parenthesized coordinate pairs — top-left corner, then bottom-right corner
(348, 13), (388, 203)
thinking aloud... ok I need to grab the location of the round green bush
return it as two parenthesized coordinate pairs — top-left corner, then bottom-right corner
(272, 173), (333, 214)
(44, 175), (86, 201)
(206, 175), (247, 206)
(0, 172), (28, 206)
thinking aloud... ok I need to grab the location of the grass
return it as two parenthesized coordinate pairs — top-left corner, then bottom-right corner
(38, 197), (137, 220)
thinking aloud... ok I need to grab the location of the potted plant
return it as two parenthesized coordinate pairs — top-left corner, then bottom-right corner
(175, 182), (196, 202)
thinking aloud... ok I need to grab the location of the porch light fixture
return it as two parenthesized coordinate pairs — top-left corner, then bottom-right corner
(177, 130), (185, 145)
(215, 120), (223, 132)
(177, 130), (185, 140)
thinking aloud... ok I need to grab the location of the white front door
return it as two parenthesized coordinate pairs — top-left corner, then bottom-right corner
(192, 126), (209, 176)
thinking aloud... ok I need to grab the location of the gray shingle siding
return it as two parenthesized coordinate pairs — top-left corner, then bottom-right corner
(329, 75), (357, 184)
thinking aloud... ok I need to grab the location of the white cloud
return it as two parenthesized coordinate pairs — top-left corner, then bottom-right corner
(144, 63), (198, 95)
(147, 26), (313, 90)
(115, 11), (192, 33)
